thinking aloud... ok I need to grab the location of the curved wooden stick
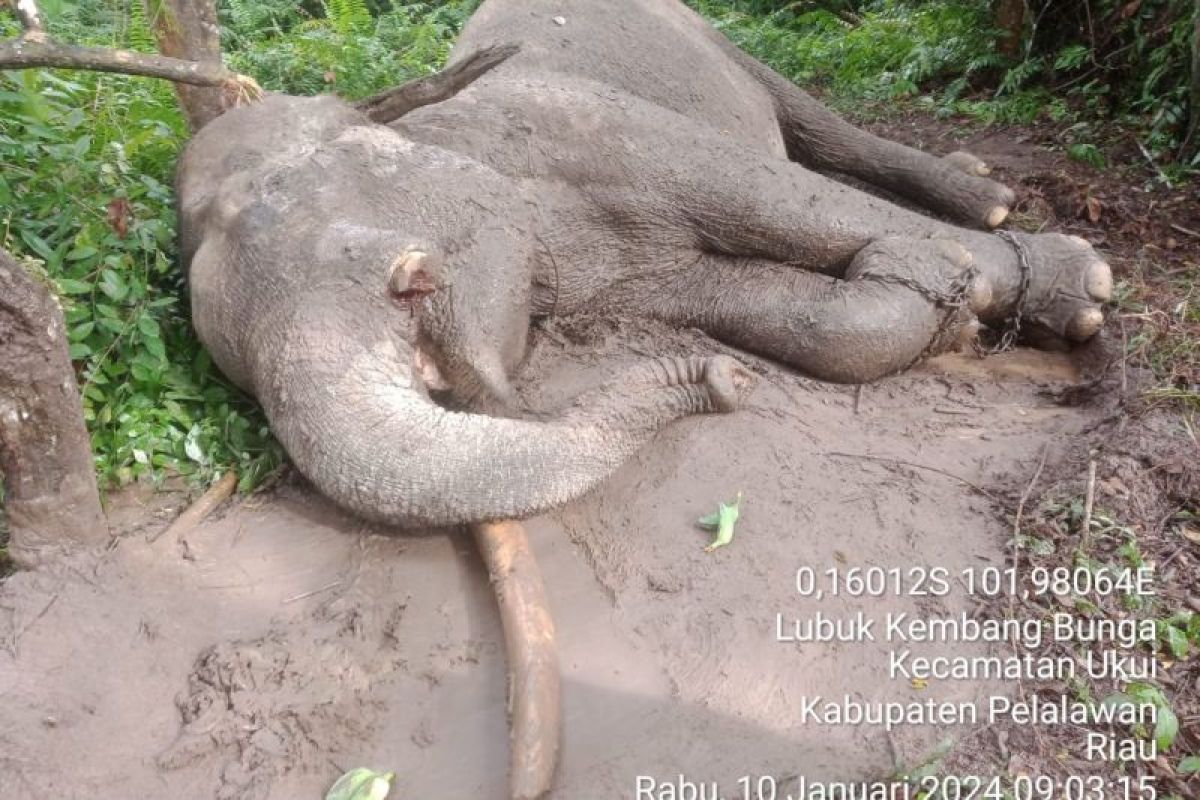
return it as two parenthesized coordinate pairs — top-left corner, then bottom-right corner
(149, 471), (237, 544)
(355, 43), (520, 124)
(472, 520), (561, 800)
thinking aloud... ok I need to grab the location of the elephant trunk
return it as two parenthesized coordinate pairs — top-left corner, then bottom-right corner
(251, 304), (750, 528)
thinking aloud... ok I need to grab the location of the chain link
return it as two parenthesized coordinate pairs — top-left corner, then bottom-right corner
(865, 258), (983, 371)
(978, 229), (1033, 355)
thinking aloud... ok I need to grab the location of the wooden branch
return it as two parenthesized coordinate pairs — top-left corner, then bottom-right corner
(1, 0), (255, 130)
(473, 519), (561, 800)
(356, 43), (520, 124)
(0, 37), (240, 86)
(0, 35), (246, 87)
(149, 471), (238, 545)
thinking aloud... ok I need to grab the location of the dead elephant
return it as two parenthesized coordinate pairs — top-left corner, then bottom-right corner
(178, 0), (1112, 529)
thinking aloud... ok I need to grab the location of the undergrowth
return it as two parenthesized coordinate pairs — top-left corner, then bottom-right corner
(693, 0), (1200, 181)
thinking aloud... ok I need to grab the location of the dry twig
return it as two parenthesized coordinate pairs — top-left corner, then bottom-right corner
(148, 471), (238, 544)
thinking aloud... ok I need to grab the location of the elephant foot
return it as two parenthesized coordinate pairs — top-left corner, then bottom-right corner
(995, 232), (1112, 347)
(944, 150), (991, 177)
(849, 238), (991, 309)
(937, 150), (1014, 228)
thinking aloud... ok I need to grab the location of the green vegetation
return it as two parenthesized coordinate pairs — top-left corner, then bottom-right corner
(696, 0), (1199, 173)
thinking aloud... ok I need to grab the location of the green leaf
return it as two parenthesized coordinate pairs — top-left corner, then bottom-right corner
(66, 245), (98, 261)
(184, 425), (206, 465)
(99, 269), (128, 301)
(1164, 625), (1189, 660)
(1155, 706), (1178, 751)
(57, 277), (92, 295)
(69, 321), (95, 341)
(72, 134), (92, 159)
(1067, 142), (1105, 169)
(137, 315), (161, 339)
(1180, 756), (1200, 774)
(325, 768), (395, 800)
(19, 230), (55, 262)
(143, 333), (167, 360)
(699, 492), (743, 553)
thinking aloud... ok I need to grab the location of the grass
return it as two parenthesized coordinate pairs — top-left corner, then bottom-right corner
(1119, 261), (1200, 417)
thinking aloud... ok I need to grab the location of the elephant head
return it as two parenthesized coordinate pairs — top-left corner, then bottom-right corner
(177, 95), (750, 527)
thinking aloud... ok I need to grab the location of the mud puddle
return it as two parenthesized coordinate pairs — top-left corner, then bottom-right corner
(0, 321), (1104, 799)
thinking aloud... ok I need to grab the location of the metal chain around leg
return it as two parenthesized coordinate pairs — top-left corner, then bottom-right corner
(978, 229), (1033, 355)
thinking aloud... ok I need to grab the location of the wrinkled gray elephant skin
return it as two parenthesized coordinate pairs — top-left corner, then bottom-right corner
(177, 0), (1111, 529)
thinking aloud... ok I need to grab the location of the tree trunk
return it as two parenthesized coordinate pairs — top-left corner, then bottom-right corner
(1185, 6), (1200, 162)
(0, 249), (108, 567)
(993, 0), (1025, 59)
(144, 0), (225, 131)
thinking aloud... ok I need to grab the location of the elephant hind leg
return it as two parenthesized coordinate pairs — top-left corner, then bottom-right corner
(649, 240), (988, 384)
(712, 36), (1015, 229)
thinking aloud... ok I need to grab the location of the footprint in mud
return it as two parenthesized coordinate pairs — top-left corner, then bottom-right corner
(157, 633), (375, 799)
(157, 590), (411, 800)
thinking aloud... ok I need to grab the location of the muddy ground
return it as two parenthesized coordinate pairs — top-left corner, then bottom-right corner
(1, 123), (1197, 798)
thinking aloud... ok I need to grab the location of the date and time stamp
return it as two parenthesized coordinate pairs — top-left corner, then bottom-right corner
(632, 564), (1170, 799)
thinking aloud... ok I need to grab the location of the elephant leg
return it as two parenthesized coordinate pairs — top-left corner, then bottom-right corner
(646, 240), (987, 384)
(657, 135), (1110, 345)
(709, 35), (1015, 229)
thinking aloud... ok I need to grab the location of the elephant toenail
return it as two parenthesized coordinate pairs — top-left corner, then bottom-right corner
(985, 206), (1009, 228)
(1085, 261), (1113, 302)
(967, 276), (992, 314)
(1066, 307), (1104, 341)
(942, 240), (972, 268)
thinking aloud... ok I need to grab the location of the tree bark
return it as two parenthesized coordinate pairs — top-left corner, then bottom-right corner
(143, 0), (226, 131)
(12, 0), (47, 40)
(993, 0), (1025, 59)
(355, 43), (520, 123)
(0, 249), (108, 567)
(1184, 6), (1200, 161)
(0, 37), (242, 87)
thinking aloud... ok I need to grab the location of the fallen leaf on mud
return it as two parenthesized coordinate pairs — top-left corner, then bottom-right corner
(697, 492), (742, 552)
(326, 768), (395, 800)
(910, 677), (929, 690)
(1099, 476), (1129, 496)
(1085, 195), (1102, 223)
(1179, 527), (1200, 545)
